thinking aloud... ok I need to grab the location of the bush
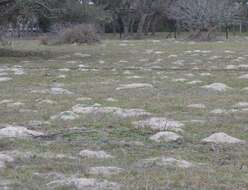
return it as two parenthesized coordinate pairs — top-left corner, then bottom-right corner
(58, 24), (100, 44)
(38, 35), (49, 45)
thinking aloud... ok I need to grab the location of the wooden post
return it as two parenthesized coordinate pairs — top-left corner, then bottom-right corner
(174, 23), (177, 39)
(225, 24), (228, 40)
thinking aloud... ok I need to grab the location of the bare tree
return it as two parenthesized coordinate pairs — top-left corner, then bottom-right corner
(167, 0), (240, 40)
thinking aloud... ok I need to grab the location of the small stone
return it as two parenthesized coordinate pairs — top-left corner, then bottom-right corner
(233, 102), (248, 108)
(210, 109), (227, 114)
(187, 104), (206, 109)
(0, 77), (12, 82)
(38, 99), (57, 105)
(106, 97), (117, 102)
(47, 178), (120, 190)
(50, 87), (73, 95)
(202, 83), (232, 92)
(76, 97), (92, 101)
(172, 78), (187, 82)
(0, 126), (44, 138)
(7, 102), (24, 108)
(0, 99), (13, 104)
(134, 117), (184, 132)
(0, 72), (8, 76)
(74, 53), (91, 58)
(136, 157), (194, 169)
(239, 74), (248, 79)
(150, 132), (183, 143)
(51, 111), (79, 121)
(187, 80), (202, 85)
(202, 132), (245, 144)
(0, 153), (15, 170)
(72, 104), (150, 118)
(88, 166), (125, 176)
(58, 68), (70, 72)
(116, 83), (153, 90)
(200, 73), (211, 76)
(79, 150), (114, 159)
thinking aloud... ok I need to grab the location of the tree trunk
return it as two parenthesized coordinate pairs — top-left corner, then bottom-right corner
(137, 14), (147, 36)
(151, 16), (158, 36)
(240, 22), (242, 33)
(123, 24), (129, 39)
(144, 16), (152, 35)
(129, 18), (135, 34)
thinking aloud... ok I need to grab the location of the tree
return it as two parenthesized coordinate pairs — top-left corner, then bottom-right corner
(167, 0), (240, 40)
(95, 0), (169, 38)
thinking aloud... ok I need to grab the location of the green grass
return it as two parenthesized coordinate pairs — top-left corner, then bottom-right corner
(0, 36), (248, 189)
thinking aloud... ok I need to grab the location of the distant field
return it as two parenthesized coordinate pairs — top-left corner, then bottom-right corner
(0, 37), (248, 190)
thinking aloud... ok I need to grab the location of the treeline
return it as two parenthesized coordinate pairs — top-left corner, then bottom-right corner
(1, 0), (248, 40)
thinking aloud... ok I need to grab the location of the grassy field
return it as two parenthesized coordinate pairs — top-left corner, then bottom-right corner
(0, 37), (248, 190)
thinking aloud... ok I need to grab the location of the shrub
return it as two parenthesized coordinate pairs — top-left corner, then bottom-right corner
(58, 24), (100, 44)
(38, 35), (49, 45)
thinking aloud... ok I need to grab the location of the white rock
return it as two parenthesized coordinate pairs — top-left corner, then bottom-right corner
(226, 65), (237, 70)
(48, 178), (120, 190)
(119, 60), (128, 63)
(210, 109), (227, 114)
(57, 74), (66, 79)
(187, 119), (206, 124)
(242, 87), (248, 91)
(133, 117), (184, 132)
(0, 154), (14, 163)
(50, 87), (73, 95)
(233, 102), (248, 108)
(209, 56), (221, 60)
(72, 104), (150, 118)
(58, 68), (70, 72)
(168, 54), (178, 58)
(225, 50), (235, 54)
(172, 78), (187, 82)
(28, 120), (50, 127)
(106, 98), (117, 102)
(126, 75), (143, 79)
(88, 166), (125, 176)
(0, 72), (8, 76)
(51, 111), (79, 121)
(0, 153), (15, 170)
(202, 133), (245, 144)
(137, 157), (194, 169)
(239, 74), (248, 79)
(76, 97), (92, 101)
(0, 77), (12, 82)
(202, 83), (232, 92)
(0, 99), (13, 104)
(200, 73), (211, 76)
(119, 43), (128, 46)
(38, 99), (57, 105)
(154, 51), (164, 54)
(66, 60), (78, 64)
(0, 126), (44, 138)
(172, 60), (184, 65)
(79, 150), (114, 159)
(7, 102), (24, 108)
(187, 104), (206, 109)
(116, 83), (153, 90)
(13, 69), (25, 75)
(74, 53), (91, 58)
(150, 132), (183, 143)
(187, 80), (202, 85)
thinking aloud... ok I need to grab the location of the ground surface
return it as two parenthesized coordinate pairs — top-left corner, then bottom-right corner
(0, 37), (248, 190)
